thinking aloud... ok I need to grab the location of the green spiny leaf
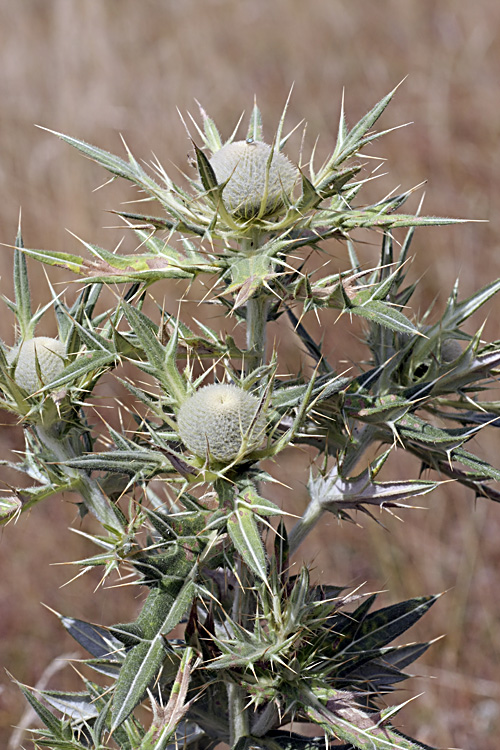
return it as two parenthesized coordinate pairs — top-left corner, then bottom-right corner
(111, 580), (195, 730)
(112, 638), (168, 732)
(44, 127), (170, 204)
(226, 252), (276, 309)
(295, 172), (322, 213)
(13, 220), (33, 338)
(239, 486), (282, 517)
(228, 503), (268, 581)
(331, 85), (399, 166)
(247, 99), (264, 142)
(38, 690), (99, 722)
(347, 299), (420, 336)
(0, 494), (22, 524)
(197, 102), (223, 153)
(301, 685), (434, 750)
(137, 647), (196, 750)
(338, 209), (469, 231)
(336, 595), (439, 673)
(193, 141), (219, 193)
(16, 681), (72, 740)
(59, 615), (124, 660)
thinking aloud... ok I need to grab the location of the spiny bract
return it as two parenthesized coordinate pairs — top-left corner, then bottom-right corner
(11, 336), (66, 394)
(177, 383), (266, 463)
(209, 140), (298, 219)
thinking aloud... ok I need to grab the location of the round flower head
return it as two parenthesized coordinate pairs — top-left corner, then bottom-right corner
(177, 383), (266, 463)
(12, 337), (66, 394)
(209, 140), (298, 220)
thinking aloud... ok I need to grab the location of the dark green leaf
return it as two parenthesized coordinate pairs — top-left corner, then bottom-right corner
(348, 641), (431, 690)
(111, 579), (196, 729)
(122, 303), (165, 370)
(16, 681), (71, 739)
(65, 449), (173, 478)
(336, 595), (439, 675)
(82, 657), (122, 678)
(193, 141), (219, 193)
(295, 172), (322, 213)
(316, 165), (362, 197)
(60, 615), (124, 660)
(113, 209), (205, 237)
(348, 299), (419, 335)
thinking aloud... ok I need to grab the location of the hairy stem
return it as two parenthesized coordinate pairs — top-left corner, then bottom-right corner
(226, 232), (272, 742)
(341, 424), (377, 475)
(245, 292), (271, 374)
(288, 497), (324, 556)
(242, 230), (271, 375)
(251, 700), (280, 737)
(227, 682), (250, 747)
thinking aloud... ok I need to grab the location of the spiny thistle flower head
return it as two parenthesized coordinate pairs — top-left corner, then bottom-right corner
(177, 383), (266, 463)
(209, 139), (298, 220)
(10, 336), (66, 394)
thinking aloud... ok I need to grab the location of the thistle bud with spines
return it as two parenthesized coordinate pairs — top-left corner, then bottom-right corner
(177, 383), (266, 464)
(209, 139), (298, 220)
(10, 336), (66, 394)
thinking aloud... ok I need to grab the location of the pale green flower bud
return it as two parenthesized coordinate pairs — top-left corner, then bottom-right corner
(11, 336), (66, 394)
(209, 140), (298, 220)
(177, 383), (266, 463)
(440, 338), (463, 363)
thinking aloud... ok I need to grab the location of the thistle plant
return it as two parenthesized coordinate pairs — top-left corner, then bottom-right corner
(2, 85), (500, 750)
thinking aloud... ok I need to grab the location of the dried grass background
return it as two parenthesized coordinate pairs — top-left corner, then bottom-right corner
(1, 1), (500, 748)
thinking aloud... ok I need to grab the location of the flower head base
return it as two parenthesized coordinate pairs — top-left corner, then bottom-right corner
(11, 336), (66, 394)
(177, 383), (266, 464)
(209, 140), (298, 220)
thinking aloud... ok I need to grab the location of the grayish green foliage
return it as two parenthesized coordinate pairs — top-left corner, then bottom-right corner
(1, 89), (498, 749)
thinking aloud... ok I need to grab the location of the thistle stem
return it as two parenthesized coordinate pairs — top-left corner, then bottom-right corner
(251, 700), (279, 737)
(341, 424), (376, 476)
(242, 230), (271, 375)
(227, 682), (250, 746)
(288, 497), (324, 556)
(245, 292), (271, 374)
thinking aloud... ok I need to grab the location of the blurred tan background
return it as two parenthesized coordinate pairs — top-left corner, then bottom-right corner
(1, 1), (500, 748)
